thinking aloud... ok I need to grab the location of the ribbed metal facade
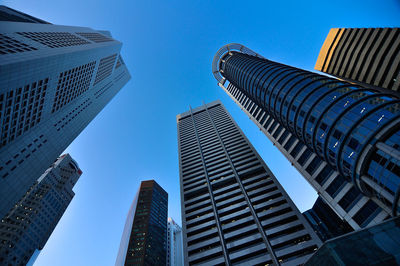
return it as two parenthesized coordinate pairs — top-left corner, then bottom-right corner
(213, 44), (400, 219)
(315, 28), (400, 93)
(177, 101), (321, 266)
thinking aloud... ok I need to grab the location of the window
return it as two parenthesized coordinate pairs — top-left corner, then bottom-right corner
(76, 32), (114, 43)
(353, 200), (379, 227)
(315, 166), (333, 186)
(326, 175), (346, 198)
(290, 142), (303, 158)
(17, 32), (89, 48)
(338, 187), (362, 212)
(297, 149), (312, 166)
(94, 54), (117, 85)
(0, 33), (37, 54)
(306, 156), (321, 175)
(0, 79), (48, 148)
(52, 62), (96, 112)
(283, 135), (296, 150)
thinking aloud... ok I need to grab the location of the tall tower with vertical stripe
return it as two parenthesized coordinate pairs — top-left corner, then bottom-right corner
(177, 101), (321, 266)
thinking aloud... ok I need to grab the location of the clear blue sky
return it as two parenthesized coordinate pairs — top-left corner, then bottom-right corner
(2, 0), (400, 265)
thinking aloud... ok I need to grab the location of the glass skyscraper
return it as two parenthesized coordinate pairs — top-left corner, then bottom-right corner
(212, 43), (400, 229)
(177, 101), (321, 265)
(115, 180), (168, 266)
(0, 6), (130, 220)
(0, 154), (81, 265)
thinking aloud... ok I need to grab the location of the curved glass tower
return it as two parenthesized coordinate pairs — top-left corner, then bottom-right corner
(213, 44), (400, 217)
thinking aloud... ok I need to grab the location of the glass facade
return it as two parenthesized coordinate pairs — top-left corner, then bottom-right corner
(303, 197), (353, 242)
(117, 180), (168, 266)
(213, 44), (400, 216)
(305, 216), (400, 265)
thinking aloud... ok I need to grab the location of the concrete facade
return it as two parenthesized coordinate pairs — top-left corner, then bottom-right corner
(167, 218), (184, 266)
(177, 101), (321, 265)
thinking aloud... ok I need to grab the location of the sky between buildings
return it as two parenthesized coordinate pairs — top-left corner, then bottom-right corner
(2, 0), (400, 265)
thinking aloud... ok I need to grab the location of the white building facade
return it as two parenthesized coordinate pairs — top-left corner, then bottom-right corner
(167, 218), (184, 266)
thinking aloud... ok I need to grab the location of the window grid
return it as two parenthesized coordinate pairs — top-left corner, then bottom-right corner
(17, 32), (89, 48)
(0, 78), (48, 148)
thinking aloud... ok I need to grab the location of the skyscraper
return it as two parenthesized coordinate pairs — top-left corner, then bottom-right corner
(315, 28), (400, 93)
(115, 180), (168, 266)
(0, 8), (131, 220)
(0, 154), (81, 265)
(177, 101), (321, 266)
(212, 43), (400, 229)
(167, 217), (184, 266)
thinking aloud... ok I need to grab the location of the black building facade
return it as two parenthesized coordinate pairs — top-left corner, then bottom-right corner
(212, 44), (400, 225)
(303, 197), (353, 242)
(177, 101), (321, 266)
(115, 180), (168, 266)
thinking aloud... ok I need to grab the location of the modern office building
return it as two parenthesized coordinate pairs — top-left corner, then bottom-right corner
(115, 180), (168, 266)
(303, 197), (353, 242)
(167, 217), (184, 266)
(177, 101), (322, 266)
(0, 7), (130, 220)
(0, 154), (81, 265)
(305, 216), (400, 265)
(212, 43), (400, 230)
(315, 28), (400, 93)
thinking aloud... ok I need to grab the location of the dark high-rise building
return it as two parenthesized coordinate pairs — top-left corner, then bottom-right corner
(0, 6), (130, 220)
(177, 101), (321, 266)
(115, 180), (168, 266)
(0, 5), (50, 24)
(315, 28), (400, 93)
(303, 197), (353, 242)
(0, 154), (81, 265)
(305, 216), (400, 265)
(212, 43), (400, 230)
